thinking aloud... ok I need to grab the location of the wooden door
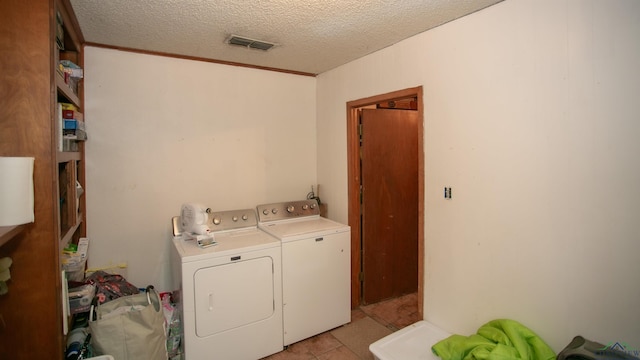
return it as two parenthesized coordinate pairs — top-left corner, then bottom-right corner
(361, 108), (419, 304)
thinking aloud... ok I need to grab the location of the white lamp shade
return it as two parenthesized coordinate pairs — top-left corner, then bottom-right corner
(0, 157), (35, 226)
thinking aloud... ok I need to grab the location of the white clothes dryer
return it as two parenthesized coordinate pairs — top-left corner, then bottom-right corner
(257, 199), (351, 346)
(171, 208), (283, 360)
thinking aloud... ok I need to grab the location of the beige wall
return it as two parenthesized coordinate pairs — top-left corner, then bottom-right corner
(84, 48), (316, 289)
(316, 0), (640, 351)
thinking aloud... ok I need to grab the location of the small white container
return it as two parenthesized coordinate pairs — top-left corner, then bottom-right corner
(369, 320), (451, 360)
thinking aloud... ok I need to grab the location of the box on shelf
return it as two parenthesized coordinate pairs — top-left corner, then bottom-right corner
(58, 103), (87, 151)
(60, 102), (78, 111)
(63, 128), (87, 142)
(68, 284), (95, 314)
(60, 60), (83, 78)
(62, 110), (83, 121)
(61, 238), (89, 282)
(63, 119), (85, 131)
(62, 139), (79, 152)
(64, 75), (80, 95)
(62, 257), (85, 282)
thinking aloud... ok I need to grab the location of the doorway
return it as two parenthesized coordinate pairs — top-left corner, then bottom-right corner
(346, 86), (424, 315)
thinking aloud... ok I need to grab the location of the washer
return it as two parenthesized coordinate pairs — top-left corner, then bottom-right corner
(257, 199), (351, 346)
(171, 208), (283, 360)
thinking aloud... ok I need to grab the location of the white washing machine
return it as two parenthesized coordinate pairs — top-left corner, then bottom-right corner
(257, 199), (351, 346)
(171, 208), (283, 360)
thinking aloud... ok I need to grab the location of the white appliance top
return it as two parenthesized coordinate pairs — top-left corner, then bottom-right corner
(173, 208), (280, 262)
(174, 228), (280, 262)
(259, 216), (349, 242)
(257, 200), (349, 242)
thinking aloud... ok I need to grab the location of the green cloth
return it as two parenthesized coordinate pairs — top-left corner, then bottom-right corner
(431, 319), (555, 360)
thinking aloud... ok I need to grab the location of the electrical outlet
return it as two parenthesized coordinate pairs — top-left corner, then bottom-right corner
(444, 187), (452, 199)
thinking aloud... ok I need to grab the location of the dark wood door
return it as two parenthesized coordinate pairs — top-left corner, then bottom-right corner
(361, 108), (419, 304)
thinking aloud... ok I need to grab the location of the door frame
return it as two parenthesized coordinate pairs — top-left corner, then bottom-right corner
(346, 86), (424, 316)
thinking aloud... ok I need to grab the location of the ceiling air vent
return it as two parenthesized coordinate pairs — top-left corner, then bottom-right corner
(227, 35), (276, 51)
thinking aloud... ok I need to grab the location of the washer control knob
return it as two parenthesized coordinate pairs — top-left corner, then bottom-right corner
(213, 217), (221, 225)
(302, 204), (309, 210)
(232, 216), (238, 222)
(242, 214), (248, 221)
(271, 208), (278, 214)
(287, 205), (295, 213)
(262, 209), (269, 215)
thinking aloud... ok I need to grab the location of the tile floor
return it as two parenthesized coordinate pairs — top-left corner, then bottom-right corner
(261, 292), (420, 360)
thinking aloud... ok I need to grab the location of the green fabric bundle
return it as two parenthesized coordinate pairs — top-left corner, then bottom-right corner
(431, 319), (555, 360)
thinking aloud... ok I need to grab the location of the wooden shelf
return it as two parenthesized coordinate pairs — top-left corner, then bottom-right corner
(60, 215), (82, 249)
(0, 224), (27, 248)
(57, 151), (81, 163)
(55, 73), (80, 106)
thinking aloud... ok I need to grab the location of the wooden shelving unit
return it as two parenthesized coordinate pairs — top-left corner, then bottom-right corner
(57, 151), (82, 163)
(55, 73), (81, 106)
(0, 0), (86, 358)
(0, 225), (27, 248)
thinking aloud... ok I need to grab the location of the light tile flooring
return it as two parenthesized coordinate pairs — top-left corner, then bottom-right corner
(261, 292), (420, 360)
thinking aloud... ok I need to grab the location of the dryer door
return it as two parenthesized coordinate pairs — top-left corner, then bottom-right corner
(194, 256), (275, 337)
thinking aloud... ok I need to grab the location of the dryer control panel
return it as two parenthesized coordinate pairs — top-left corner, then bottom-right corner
(257, 199), (320, 222)
(206, 208), (258, 232)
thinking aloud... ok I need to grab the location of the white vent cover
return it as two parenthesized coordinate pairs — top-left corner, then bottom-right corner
(226, 35), (276, 51)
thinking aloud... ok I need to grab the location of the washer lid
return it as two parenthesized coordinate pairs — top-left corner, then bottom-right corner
(258, 217), (349, 242)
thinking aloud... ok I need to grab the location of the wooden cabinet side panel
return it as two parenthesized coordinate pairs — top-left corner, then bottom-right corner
(0, 0), (64, 359)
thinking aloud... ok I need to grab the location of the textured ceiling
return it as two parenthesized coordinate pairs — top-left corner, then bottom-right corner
(70, 0), (503, 75)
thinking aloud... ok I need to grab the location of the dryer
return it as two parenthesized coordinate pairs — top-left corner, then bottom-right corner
(257, 199), (351, 346)
(171, 208), (283, 360)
